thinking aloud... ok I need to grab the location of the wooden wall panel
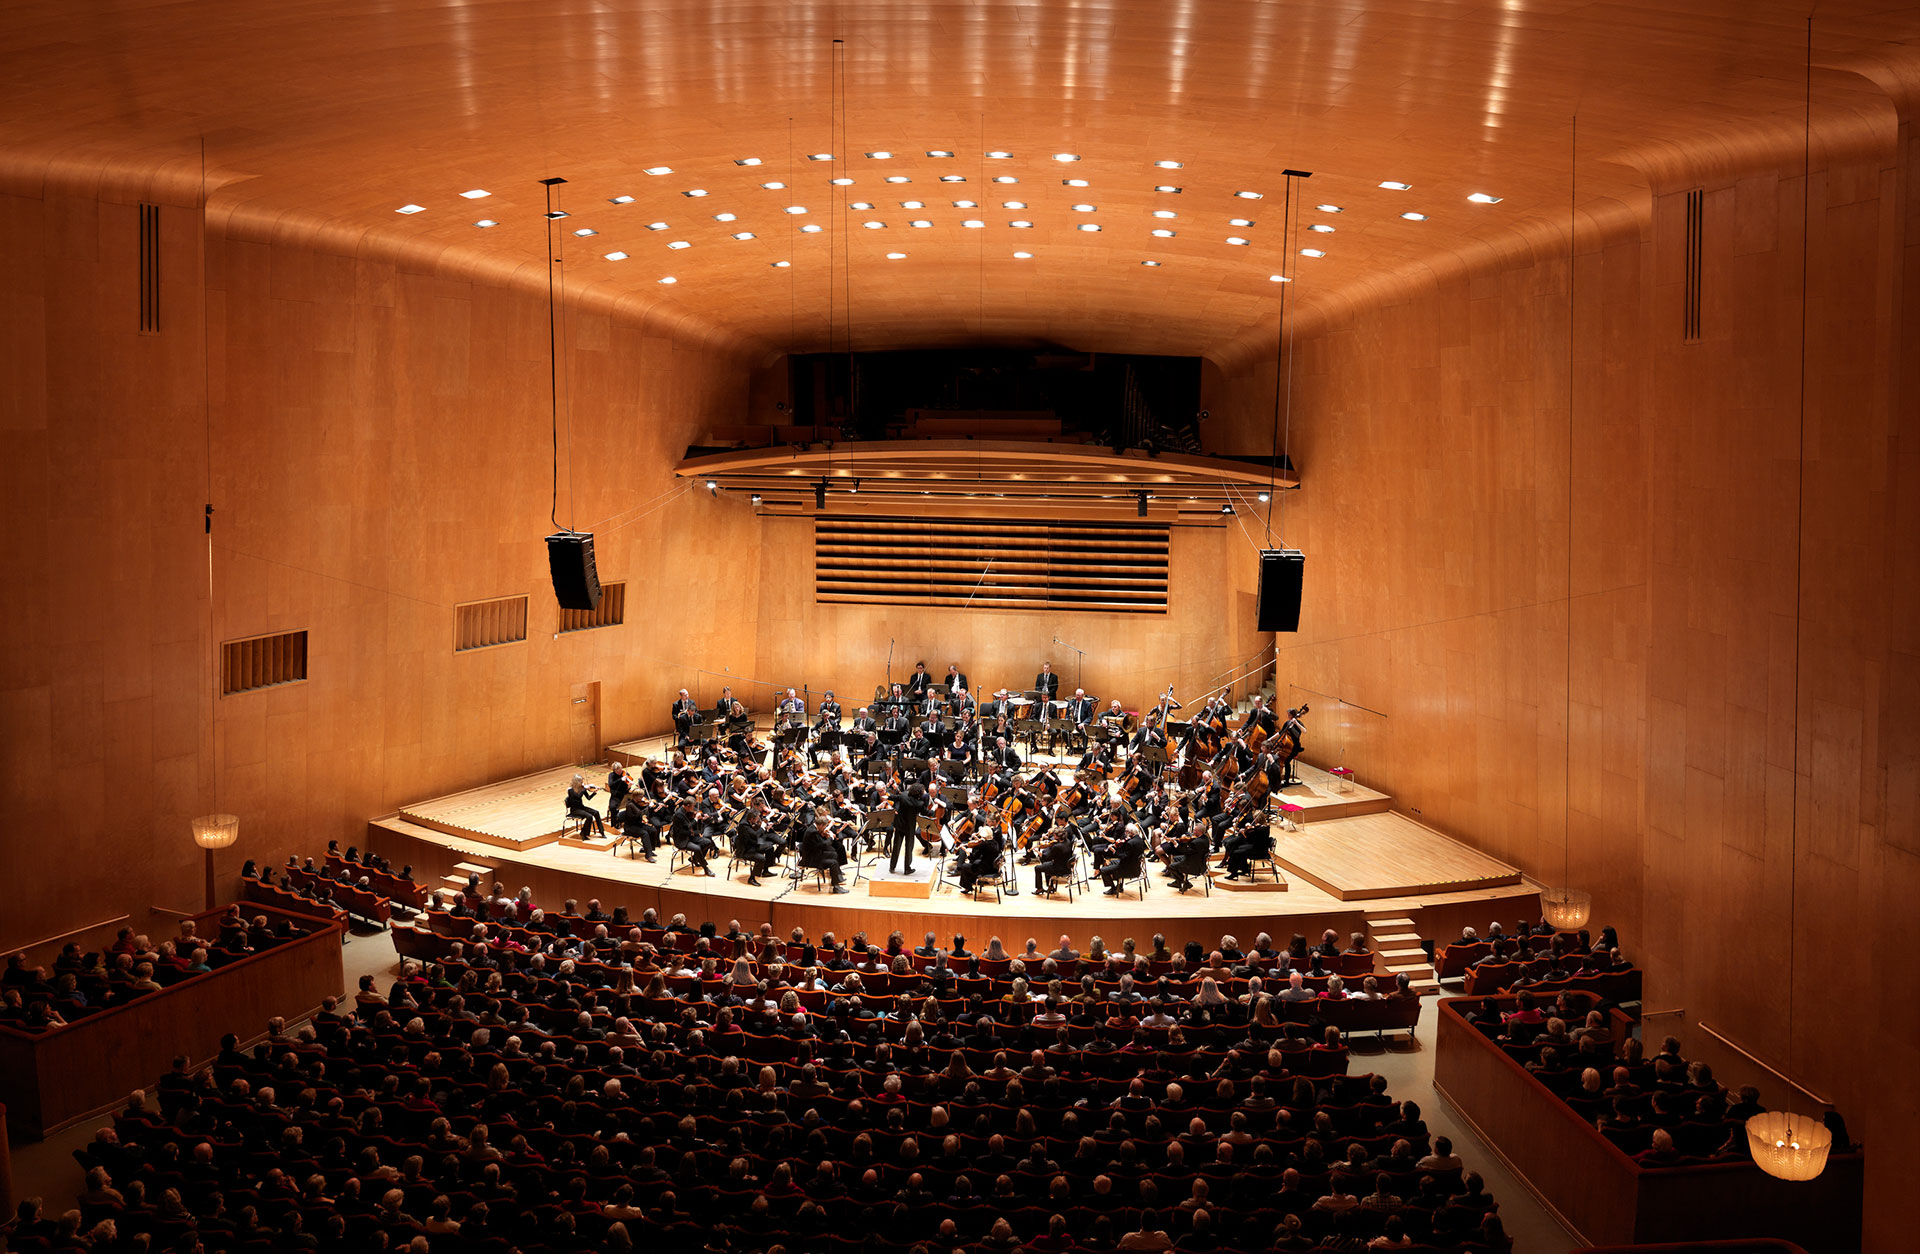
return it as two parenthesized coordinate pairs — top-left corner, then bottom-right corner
(0, 168), (761, 952)
(1207, 103), (1918, 1254)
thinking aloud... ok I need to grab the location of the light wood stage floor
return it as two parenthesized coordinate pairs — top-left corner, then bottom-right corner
(370, 729), (1535, 951)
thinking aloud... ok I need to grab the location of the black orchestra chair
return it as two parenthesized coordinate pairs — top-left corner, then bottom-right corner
(560, 803), (587, 840)
(1036, 848), (1078, 903)
(1098, 848), (1150, 900)
(1169, 841), (1212, 895)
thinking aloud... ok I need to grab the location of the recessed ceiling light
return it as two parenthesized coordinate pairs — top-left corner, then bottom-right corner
(1053, 153), (1080, 162)
(658, 276), (677, 284)
(806, 153), (833, 162)
(771, 260), (791, 267)
(784, 206), (807, 214)
(1078, 223), (1101, 232)
(1072, 203), (1096, 212)
(473, 219), (498, 228)
(831, 177), (855, 186)
(609, 195), (635, 205)
(1009, 220), (1033, 228)
(1300, 247), (1326, 257)
(962, 219), (985, 228)
(1002, 201), (1026, 209)
(849, 201), (875, 210)
(604, 250), (628, 260)
(667, 240), (691, 250)
(731, 231), (755, 240)
(939, 175), (966, 183)
(885, 175), (911, 184)
(863, 221), (886, 229)
(460, 189), (490, 199)
(644, 166), (673, 176)
(901, 200), (925, 209)
(1309, 223), (1334, 233)
(988, 151), (1013, 159)
(1234, 191), (1263, 200)
(1229, 218), (1255, 227)
(1226, 236), (1249, 245)
(865, 151), (893, 160)
(734, 157), (762, 166)
(396, 204), (425, 214)
(1151, 228), (1175, 237)
(992, 176), (1019, 184)
(1268, 274), (1290, 282)
(1154, 160), (1183, 169)
(1401, 211), (1428, 221)
(1380, 181), (1413, 191)
(800, 223), (823, 233)
(1063, 178), (1090, 188)
(1316, 204), (1343, 214)
(1152, 210), (1177, 219)
(760, 181), (787, 190)
(573, 227), (597, 236)
(713, 213), (737, 222)
(543, 210), (568, 220)
(1141, 259), (1162, 266)
(886, 251), (907, 259)
(1013, 250), (1032, 258)
(910, 219), (933, 228)
(952, 199), (977, 208)
(645, 221), (668, 231)
(1155, 185), (1183, 194)
(1468, 192), (1503, 204)
(925, 150), (953, 158)
(683, 189), (708, 198)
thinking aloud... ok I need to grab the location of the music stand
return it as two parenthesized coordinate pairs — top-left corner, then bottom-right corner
(1138, 743), (1172, 778)
(901, 758), (931, 776)
(775, 726), (805, 749)
(691, 723), (719, 744)
(941, 784), (970, 808)
(862, 809), (895, 856)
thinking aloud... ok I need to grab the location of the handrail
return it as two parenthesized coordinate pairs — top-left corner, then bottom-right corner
(2, 914), (131, 957)
(1284, 683), (1389, 720)
(1695, 1020), (1833, 1108)
(148, 905), (195, 918)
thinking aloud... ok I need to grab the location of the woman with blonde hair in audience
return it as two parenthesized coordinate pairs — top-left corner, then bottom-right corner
(1194, 975), (1228, 1011)
(1321, 975), (1349, 1001)
(985, 935), (1009, 962)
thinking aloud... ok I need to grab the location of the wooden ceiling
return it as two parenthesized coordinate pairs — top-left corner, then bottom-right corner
(3, 1), (1915, 360)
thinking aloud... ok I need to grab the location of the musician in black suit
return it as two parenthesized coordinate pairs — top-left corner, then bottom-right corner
(1243, 695), (1279, 736)
(918, 711), (949, 756)
(944, 662), (970, 694)
(671, 690), (699, 743)
(605, 762), (632, 820)
(776, 687), (806, 725)
(987, 736), (1022, 771)
(616, 793), (659, 860)
(800, 812), (850, 892)
(712, 686), (735, 722)
(670, 797), (715, 874)
(1033, 832), (1077, 896)
(565, 773), (606, 839)
(979, 690), (1010, 723)
(1034, 663), (1060, 700)
(1064, 688), (1097, 751)
(957, 826), (1005, 892)
(734, 800), (782, 886)
(880, 707), (911, 754)
(888, 781), (929, 874)
(1096, 824), (1147, 896)
(849, 707), (881, 761)
(906, 662), (933, 698)
(1279, 706), (1308, 784)
(815, 691), (843, 741)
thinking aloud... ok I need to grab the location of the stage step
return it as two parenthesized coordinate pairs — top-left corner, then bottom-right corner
(452, 861), (496, 875)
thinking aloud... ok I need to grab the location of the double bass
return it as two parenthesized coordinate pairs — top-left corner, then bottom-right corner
(1273, 702), (1310, 778)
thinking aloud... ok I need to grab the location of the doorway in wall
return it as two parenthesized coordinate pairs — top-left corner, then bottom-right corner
(569, 681), (601, 766)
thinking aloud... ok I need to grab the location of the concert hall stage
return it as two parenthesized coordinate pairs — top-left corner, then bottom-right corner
(368, 730), (1536, 960)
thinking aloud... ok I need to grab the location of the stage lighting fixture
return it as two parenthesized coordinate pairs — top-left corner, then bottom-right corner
(814, 481), (827, 509)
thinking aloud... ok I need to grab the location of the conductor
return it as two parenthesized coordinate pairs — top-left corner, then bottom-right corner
(889, 780), (930, 875)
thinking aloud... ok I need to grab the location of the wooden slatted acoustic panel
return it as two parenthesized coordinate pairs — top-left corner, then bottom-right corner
(816, 516), (1169, 613)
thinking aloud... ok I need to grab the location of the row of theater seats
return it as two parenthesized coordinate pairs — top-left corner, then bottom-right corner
(37, 893), (1513, 1254)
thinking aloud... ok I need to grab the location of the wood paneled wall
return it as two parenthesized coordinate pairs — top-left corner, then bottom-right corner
(1206, 94), (1918, 1253)
(0, 165), (762, 950)
(750, 516), (1269, 715)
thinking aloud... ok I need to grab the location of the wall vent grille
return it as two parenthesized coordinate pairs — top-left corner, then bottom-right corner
(559, 581), (625, 633)
(455, 595), (529, 652)
(221, 630), (308, 696)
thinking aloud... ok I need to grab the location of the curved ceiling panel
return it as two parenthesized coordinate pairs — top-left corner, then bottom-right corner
(1, 1), (1913, 358)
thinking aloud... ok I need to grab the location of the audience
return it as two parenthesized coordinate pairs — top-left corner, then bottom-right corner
(40, 903), (1519, 1254)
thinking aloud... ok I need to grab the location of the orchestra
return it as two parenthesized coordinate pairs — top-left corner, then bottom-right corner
(588, 666), (1310, 906)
